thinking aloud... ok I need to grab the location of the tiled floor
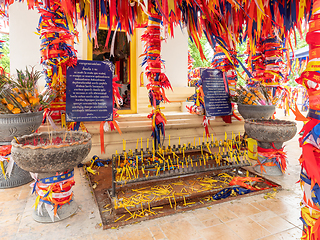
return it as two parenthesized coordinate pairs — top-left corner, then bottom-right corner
(0, 113), (305, 240)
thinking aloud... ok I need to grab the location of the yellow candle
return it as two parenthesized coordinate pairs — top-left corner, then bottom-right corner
(123, 139), (126, 152)
(199, 137), (201, 145)
(169, 135), (171, 146)
(147, 138), (149, 149)
(203, 131), (205, 143)
(141, 137), (143, 149)
(136, 155), (138, 168)
(152, 140), (155, 161)
(136, 138), (139, 150)
(211, 134), (213, 142)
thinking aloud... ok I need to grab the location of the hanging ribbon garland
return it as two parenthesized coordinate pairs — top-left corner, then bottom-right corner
(37, 0), (79, 130)
(210, 45), (239, 96)
(141, 9), (171, 146)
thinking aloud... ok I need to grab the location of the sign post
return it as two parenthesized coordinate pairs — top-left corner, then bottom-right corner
(201, 68), (232, 117)
(66, 60), (113, 122)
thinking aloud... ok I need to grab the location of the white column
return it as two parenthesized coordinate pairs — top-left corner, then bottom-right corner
(9, 2), (43, 85)
(161, 26), (188, 87)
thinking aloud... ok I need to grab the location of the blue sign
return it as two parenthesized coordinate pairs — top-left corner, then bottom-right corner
(66, 60), (113, 122)
(201, 69), (232, 117)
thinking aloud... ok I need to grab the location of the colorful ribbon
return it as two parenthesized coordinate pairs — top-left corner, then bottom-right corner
(31, 170), (75, 222)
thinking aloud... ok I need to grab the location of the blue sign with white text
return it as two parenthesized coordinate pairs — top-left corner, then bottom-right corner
(201, 69), (231, 117)
(66, 60), (113, 122)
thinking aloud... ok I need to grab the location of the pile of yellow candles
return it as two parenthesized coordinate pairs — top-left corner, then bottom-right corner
(110, 175), (235, 223)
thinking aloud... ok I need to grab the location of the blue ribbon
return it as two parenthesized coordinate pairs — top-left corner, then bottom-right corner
(212, 187), (253, 200)
(39, 170), (74, 184)
(32, 170), (74, 195)
(91, 155), (111, 167)
(308, 109), (320, 120)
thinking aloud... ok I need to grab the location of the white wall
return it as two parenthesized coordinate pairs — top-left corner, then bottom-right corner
(161, 26), (188, 87)
(9, 2), (42, 83)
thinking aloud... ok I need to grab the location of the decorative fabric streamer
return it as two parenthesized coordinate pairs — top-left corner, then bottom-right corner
(99, 70), (122, 154)
(301, 206), (320, 240)
(141, 8), (171, 146)
(0, 145), (14, 179)
(30, 170), (75, 222)
(1, 0), (313, 66)
(37, 0), (91, 131)
(212, 187), (253, 201)
(294, 2), (320, 238)
(229, 176), (277, 191)
(256, 145), (287, 174)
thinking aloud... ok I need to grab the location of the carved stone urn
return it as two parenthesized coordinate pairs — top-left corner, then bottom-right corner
(11, 131), (92, 223)
(0, 111), (43, 188)
(244, 119), (297, 175)
(237, 104), (276, 119)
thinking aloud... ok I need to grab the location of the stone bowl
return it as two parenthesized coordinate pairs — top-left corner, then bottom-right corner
(0, 111), (44, 144)
(237, 104), (275, 119)
(11, 131), (92, 173)
(244, 119), (297, 143)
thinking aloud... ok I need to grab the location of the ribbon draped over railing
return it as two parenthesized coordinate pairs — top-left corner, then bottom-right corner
(212, 176), (278, 200)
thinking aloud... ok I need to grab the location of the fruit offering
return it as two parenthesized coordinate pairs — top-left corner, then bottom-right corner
(0, 66), (56, 114)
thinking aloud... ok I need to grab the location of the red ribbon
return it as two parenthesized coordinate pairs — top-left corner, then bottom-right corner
(257, 145), (287, 173)
(100, 121), (105, 154)
(0, 145), (11, 156)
